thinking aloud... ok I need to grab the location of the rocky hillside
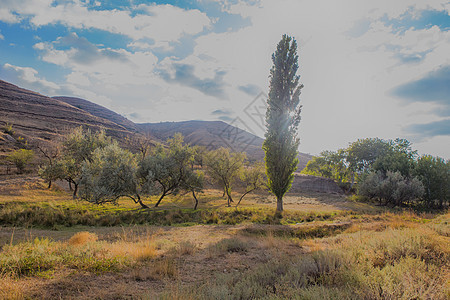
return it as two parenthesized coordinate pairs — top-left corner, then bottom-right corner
(53, 96), (137, 132)
(138, 120), (313, 170)
(0, 80), (137, 165)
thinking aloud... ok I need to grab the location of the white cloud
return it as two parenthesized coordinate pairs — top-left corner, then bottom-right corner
(0, 1), (210, 46)
(0, 31), (4, 40)
(1, 63), (59, 94)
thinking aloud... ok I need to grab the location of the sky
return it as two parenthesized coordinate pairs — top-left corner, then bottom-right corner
(0, 0), (449, 159)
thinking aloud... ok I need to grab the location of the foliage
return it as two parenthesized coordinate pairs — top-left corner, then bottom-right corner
(38, 127), (111, 198)
(263, 34), (303, 211)
(236, 162), (266, 207)
(204, 147), (246, 206)
(358, 171), (424, 206)
(6, 149), (34, 173)
(79, 143), (149, 208)
(346, 138), (391, 173)
(38, 160), (66, 188)
(414, 155), (449, 208)
(302, 149), (352, 189)
(138, 133), (199, 207)
(2, 123), (15, 135)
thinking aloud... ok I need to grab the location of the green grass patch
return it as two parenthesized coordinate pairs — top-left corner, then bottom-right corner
(0, 202), (351, 229)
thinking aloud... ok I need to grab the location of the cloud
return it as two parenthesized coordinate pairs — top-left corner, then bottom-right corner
(211, 108), (232, 116)
(405, 119), (450, 139)
(0, 30), (4, 40)
(33, 33), (159, 86)
(0, 1), (211, 47)
(158, 63), (228, 99)
(238, 84), (260, 96)
(218, 115), (233, 121)
(34, 33), (129, 66)
(1, 63), (59, 95)
(394, 50), (431, 64)
(391, 65), (450, 109)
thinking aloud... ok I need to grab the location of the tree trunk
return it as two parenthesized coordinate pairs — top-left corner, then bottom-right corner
(276, 195), (283, 212)
(48, 180), (52, 189)
(236, 190), (252, 208)
(68, 181), (73, 191)
(192, 191), (199, 210)
(154, 193), (166, 207)
(136, 195), (149, 209)
(72, 182), (78, 199)
(226, 189), (233, 207)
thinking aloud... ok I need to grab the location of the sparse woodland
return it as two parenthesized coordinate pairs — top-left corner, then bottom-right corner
(0, 35), (448, 299)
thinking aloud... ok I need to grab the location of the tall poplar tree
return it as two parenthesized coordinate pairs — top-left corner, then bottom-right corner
(263, 34), (303, 212)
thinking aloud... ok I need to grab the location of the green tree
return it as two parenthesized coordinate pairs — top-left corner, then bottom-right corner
(38, 160), (66, 189)
(263, 34), (303, 212)
(138, 133), (197, 207)
(372, 138), (417, 178)
(414, 155), (449, 208)
(236, 162), (266, 208)
(205, 147), (246, 207)
(7, 149), (34, 173)
(182, 170), (205, 210)
(302, 149), (351, 189)
(59, 127), (111, 198)
(79, 143), (149, 208)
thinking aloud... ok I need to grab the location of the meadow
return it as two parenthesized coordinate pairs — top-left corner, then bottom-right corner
(0, 176), (448, 299)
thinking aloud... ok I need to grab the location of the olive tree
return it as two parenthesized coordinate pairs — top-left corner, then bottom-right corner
(205, 147), (246, 207)
(236, 162), (266, 208)
(358, 171), (424, 206)
(138, 133), (197, 208)
(79, 143), (150, 208)
(61, 127), (110, 198)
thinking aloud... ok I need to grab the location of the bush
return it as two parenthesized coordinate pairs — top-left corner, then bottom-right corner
(2, 123), (14, 135)
(6, 149), (34, 173)
(358, 171), (424, 206)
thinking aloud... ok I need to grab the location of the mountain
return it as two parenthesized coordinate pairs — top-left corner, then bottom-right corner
(0, 80), (137, 160)
(137, 120), (313, 170)
(53, 96), (137, 132)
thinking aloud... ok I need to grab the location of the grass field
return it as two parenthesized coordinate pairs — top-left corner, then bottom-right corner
(0, 177), (448, 299)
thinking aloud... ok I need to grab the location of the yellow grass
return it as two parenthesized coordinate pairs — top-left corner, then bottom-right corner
(68, 231), (98, 246)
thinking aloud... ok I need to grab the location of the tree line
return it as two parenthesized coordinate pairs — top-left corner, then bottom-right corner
(302, 138), (449, 209)
(38, 127), (266, 209)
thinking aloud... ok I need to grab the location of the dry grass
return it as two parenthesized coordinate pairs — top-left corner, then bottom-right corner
(0, 177), (448, 299)
(68, 231), (98, 246)
(0, 274), (23, 300)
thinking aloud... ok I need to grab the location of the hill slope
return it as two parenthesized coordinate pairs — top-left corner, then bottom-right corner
(137, 120), (312, 170)
(0, 80), (136, 159)
(53, 96), (137, 132)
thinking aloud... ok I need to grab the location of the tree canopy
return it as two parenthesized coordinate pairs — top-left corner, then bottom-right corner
(263, 34), (303, 212)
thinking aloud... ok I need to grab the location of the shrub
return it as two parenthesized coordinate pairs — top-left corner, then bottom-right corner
(358, 171), (424, 206)
(6, 149), (34, 174)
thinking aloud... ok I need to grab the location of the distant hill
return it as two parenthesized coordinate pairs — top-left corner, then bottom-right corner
(53, 96), (137, 132)
(137, 120), (313, 170)
(0, 80), (138, 163)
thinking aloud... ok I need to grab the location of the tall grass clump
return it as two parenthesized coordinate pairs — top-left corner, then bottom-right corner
(0, 230), (160, 278)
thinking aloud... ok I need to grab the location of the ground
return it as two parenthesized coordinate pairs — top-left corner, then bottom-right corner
(0, 176), (448, 299)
